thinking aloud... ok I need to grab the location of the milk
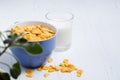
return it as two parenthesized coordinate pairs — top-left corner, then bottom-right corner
(48, 20), (72, 51)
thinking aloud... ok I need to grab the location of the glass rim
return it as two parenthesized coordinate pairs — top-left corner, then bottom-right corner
(45, 11), (74, 22)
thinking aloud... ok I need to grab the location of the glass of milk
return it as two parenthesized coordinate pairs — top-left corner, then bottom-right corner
(45, 11), (74, 52)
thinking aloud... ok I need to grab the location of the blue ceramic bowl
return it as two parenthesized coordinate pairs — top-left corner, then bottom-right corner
(10, 21), (57, 68)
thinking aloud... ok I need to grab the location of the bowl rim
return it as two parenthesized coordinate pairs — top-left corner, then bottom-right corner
(11, 21), (57, 42)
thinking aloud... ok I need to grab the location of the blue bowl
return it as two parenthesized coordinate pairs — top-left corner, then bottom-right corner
(10, 21), (57, 68)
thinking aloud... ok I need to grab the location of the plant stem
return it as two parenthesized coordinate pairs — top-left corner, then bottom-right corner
(0, 33), (16, 56)
(0, 43), (12, 56)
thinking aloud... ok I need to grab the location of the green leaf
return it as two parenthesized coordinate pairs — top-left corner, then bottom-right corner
(16, 38), (27, 44)
(7, 35), (12, 38)
(0, 72), (10, 80)
(10, 62), (21, 79)
(25, 42), (43, 55)
(3, 33), (19, 44)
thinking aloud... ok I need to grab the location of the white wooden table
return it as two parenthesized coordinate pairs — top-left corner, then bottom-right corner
(0, 0), (120, 80)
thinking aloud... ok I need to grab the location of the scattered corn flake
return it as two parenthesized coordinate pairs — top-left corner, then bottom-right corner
(26, 58), (83, 78)
(37, 67), (43, 71)
(48, 65), (56, 72)
(48, 68), (56, 72)
(77, 69), (83, 77)
(42, 66), (49, 70)
(44, 73), (50, 78)
(54, 66), (60, 71)
(25, 69), (34, 78)
(37, 65), (44, 71)
(63, 59), (69, 63)
(48, 58), (53, 63)
(26, 69), (33, 73)
(59, 63), (65, 67)
(26, 73), (33, 78)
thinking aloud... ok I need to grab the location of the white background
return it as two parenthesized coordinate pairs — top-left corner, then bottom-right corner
(0, 0), (120, 80)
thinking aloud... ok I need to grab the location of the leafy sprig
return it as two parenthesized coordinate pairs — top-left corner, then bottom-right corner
(0, 31), (43, 80)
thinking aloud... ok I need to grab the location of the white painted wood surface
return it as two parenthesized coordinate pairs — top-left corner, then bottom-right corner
(0, 0), (120, 80)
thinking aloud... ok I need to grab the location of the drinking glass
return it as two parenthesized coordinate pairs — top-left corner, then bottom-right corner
(45, 11), (74, 52)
